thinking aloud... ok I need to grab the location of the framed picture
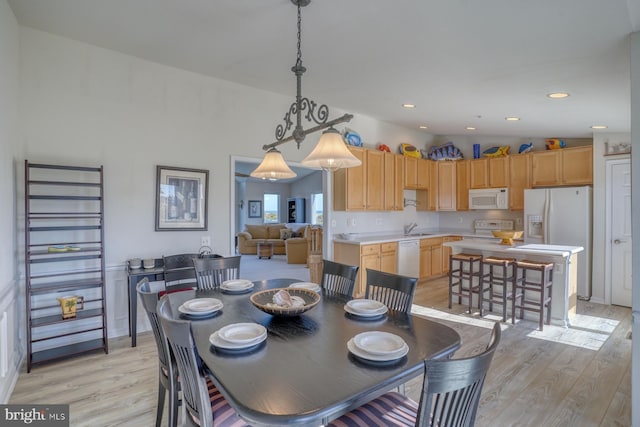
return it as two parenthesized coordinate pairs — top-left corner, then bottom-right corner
(248, 200), (262, 218)
(155, 165), (209, 231)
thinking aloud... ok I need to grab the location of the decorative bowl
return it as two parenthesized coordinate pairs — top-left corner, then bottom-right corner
(492, 230), (524, 245)
(250, 288), (320, 316)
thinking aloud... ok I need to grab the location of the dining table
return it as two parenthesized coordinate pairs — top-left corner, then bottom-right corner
(163, 278), (462, 426)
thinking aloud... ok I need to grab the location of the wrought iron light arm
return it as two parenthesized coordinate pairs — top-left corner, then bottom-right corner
(263, 0), (353, 152)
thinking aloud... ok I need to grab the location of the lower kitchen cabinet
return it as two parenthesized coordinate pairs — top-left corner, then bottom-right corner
(334, 242), (381, 297)
(380, 242), (398, 274)
(419, 237), (444, 279)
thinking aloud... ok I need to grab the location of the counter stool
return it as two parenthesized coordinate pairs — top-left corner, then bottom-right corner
(481, 257), (516, 322)
(449, 253), (484, 314)
(512, 260), (554, 331)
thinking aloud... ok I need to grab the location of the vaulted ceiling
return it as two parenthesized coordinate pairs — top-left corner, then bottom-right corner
(8, 0), (640, 138)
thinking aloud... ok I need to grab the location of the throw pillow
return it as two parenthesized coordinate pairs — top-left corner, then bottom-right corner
(280, 228), (293, 240)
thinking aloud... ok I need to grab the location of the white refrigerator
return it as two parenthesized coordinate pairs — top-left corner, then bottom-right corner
(524, 186), (592, 299)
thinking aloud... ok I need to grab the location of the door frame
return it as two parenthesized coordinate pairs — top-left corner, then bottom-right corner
(604, 157), (631, 305)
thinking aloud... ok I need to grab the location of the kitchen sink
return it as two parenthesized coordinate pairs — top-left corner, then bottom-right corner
(405, 232), (433, 237)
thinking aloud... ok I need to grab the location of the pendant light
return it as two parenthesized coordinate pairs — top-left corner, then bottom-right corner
(250, 0), (360, 179)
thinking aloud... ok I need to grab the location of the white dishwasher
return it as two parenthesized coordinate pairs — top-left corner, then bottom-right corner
(397, 240), (420, 278)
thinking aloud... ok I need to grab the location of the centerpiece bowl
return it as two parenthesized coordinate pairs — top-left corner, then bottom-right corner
(492, 230), (524, 245)
(250, 288), (320, 316)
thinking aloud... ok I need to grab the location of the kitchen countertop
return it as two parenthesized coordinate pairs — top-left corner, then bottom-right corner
(333, 229), (517, 245)
(442, 240), (584, 258)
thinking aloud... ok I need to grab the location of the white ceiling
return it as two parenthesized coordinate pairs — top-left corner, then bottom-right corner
(7, 0), (640, 138)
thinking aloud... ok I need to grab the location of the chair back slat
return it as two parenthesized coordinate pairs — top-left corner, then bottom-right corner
(321, 259), (359, 297)
(158, 297), (214, 427)
(192, 256), (241, 290)
(417, 322), (501, 427)
(365, 269), (417, 313)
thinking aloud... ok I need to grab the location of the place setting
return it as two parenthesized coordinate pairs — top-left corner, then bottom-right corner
(209, 322), (268, 354)
(178, 298), (223, 319)
(347, 331), (409, 366)
(220, 279), (254, 294)
(343, 299), (388, 320)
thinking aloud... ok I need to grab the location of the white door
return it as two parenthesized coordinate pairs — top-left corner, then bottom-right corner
(608, 159), (632, 307)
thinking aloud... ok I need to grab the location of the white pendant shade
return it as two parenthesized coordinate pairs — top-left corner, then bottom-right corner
(250, 148), (297, 181)
(301, 127), (362, 171)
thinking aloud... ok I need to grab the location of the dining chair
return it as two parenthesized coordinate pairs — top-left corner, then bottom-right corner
(365, 268), (418, 313)
(163, 253), (199, 292)
(192, 255), (241, 290)
(321, 259), (359, 297)
(328, 322), (501, 427)
(157, 297), (248, 427)
(136, 278), (180, 427)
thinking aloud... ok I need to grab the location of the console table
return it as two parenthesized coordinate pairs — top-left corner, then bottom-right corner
(126, 259), (165, 347)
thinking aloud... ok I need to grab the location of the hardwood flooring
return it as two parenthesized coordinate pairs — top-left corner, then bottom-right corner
(10, 274), (632, 426)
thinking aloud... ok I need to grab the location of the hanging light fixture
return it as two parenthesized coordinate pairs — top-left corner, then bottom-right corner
(251, 0), (361, 179)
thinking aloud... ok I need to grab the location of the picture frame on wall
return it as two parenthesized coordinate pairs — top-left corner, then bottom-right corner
(155, 165), (209, 231)
(248, 200), (262, 218)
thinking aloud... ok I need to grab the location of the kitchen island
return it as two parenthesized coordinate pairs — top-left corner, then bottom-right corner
(443, 239), (583, 327)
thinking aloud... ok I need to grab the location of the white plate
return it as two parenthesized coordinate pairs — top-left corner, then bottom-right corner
(209, 330), (267, 350)
(345, 299), (388, 317)
(221, 279), (254, 290)
(289, 282), (322, 293)
(179, 298), (223, 315)
(217, 323), (267, 344)
(353, 331), (407, 356)
(347, 338), (409, 362)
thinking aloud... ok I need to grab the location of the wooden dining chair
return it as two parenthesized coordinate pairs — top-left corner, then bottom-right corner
(321, 259), (359, 297)
(328, 322), (501, 427)
(163, 253), (199, 292)
(157, 297), (248, 427)
(365, 268), (418, 313)
(136, 278), (180, 427)
(192, 255), (241, 290)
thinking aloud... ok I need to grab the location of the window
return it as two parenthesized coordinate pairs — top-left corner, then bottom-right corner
(311, 193), (323, 225)
(263, 194), (280, 223)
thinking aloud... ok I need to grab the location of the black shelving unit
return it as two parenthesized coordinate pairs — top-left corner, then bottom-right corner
(287, 198), (306, 223)
(25, 160), (108, 372)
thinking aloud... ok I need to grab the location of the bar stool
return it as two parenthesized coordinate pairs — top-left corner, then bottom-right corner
(449, 253), (484, 314)
(480, 256), (516, 322)
(512, 260), (554, 330)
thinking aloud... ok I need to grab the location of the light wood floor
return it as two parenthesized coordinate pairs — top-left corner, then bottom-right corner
(10, 275), (632, 426)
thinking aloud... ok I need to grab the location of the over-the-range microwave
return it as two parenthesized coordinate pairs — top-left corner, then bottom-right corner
(468, 188), (509, 210)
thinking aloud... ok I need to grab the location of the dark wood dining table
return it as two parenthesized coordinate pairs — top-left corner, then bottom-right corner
(163, 278), (461, 426)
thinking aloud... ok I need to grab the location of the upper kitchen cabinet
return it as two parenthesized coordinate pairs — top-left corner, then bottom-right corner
(531, 146), (593, 187)
(384, 153), (404, 211)
(456, 160), (470, 211)
(416, 161), (437, 211)
(333, 147), (366, 211)
(405, 157), (429, 190)
(509, 154), (530, 211)
(470, 157), (509, 188)
(437, 161), (457, 211)
(365, 149), (384, 210)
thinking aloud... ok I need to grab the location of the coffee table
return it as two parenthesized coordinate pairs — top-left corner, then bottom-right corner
(257, 241), (274, 259)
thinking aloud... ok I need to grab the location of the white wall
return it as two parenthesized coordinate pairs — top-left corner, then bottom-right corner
(15, 27), (429, 348)
(0, 0), (21, 404)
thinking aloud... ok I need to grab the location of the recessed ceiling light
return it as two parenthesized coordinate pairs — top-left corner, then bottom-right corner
(419, 125), (428, 129)
(505, 117), (520, 121)
(402, 103), (416, 109)
(591, 125), (608, 129)
(547, 92), (570, 99)
(466, 127), (476, 131)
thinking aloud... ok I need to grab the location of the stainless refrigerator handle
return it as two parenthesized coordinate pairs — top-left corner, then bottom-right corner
(544, 191), (551, 243)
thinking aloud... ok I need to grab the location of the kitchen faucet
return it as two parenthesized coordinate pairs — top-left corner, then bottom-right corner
(404, 222), (418, 235)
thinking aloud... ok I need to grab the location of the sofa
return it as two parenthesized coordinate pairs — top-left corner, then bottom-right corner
(237, 223), (290, 255)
